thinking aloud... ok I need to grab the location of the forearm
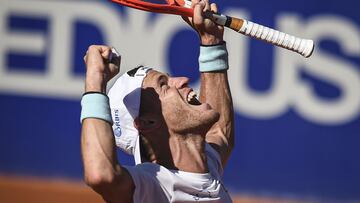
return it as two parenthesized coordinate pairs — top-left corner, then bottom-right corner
(200, 71), (233, 134)
(81, 80), (127, 185)
(81, 69), (120, 178)
(200, 71), (234, 154)
(198, 42), (234, 166)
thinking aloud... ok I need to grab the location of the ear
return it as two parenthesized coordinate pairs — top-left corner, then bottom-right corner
(134, 116), (160, 133)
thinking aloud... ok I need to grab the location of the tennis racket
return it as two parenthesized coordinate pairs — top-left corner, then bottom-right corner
(112, 0), (314, 58)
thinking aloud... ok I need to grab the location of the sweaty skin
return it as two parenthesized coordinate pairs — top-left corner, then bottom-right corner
(183, 0), (234, 166)
(138, 70), (221, 173)
(81, 0), (234, 202)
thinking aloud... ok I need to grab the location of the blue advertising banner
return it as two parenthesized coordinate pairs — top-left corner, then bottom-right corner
(0, 0), (359, 201)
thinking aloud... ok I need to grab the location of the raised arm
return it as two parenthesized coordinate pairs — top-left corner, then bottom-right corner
(200, 64), (234, 167)
(184, 0), (234, 167)
(81, 45), (134, 203)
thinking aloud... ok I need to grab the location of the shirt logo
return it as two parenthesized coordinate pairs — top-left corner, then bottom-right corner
(114, 109), (121, 137)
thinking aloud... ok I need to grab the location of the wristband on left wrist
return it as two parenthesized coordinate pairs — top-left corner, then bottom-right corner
(199, 42), (229, 73)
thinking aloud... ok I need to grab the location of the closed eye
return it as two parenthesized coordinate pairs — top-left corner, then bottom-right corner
(160, 81), (167, 87)
(158, 75), (169, 87)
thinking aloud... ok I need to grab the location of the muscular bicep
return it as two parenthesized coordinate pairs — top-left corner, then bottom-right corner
(205, 122), (234, 167)
(81, 119), (135, 203)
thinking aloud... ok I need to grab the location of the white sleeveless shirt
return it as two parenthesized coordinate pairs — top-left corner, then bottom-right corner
(124, 144), (232, 203)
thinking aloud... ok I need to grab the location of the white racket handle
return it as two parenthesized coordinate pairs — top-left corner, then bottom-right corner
(238, 19), (314, 57)
(206, 12), (314, 58)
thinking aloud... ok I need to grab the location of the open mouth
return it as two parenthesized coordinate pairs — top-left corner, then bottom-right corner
(187, 90), (202, 106)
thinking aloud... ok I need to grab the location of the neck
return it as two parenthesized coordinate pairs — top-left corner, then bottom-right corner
(167, 132), (208, 173)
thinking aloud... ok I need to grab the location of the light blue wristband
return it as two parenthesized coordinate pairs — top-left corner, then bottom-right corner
(80, 93), (113, 124)
(199, 43), (229, 72)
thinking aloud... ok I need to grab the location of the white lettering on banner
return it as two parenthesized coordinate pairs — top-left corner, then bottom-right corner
(278, 14), (360, 124)
(0, 1), (120, 98)
(0, 1), (359, 125)
(226, 9), (291, 118)
(0, 0), (184, 98)
(227, 10), (360, 125)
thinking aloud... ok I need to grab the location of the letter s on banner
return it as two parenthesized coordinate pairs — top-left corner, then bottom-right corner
(228, 11), (360, 125)
(279, 14), (360, 125)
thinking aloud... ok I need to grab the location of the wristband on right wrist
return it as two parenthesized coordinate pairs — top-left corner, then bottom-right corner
(199, 42), (229, 72)
(80, 92), (113, 124)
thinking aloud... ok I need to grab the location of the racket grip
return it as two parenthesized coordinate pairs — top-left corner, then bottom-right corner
(230, 18), (314, 58)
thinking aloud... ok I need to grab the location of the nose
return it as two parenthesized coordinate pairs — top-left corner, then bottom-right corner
(169, 77), (189, 89)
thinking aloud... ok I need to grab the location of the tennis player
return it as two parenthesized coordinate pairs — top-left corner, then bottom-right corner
(81, 0), (234, 202)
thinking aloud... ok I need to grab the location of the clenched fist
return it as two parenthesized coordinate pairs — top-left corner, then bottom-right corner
(83, 45), (121, 93)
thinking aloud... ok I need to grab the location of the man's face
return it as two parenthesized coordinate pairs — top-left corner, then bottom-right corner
(141, 70), (220, 134)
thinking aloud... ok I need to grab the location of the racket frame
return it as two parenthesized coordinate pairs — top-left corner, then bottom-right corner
(111, 0), (314, 57)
